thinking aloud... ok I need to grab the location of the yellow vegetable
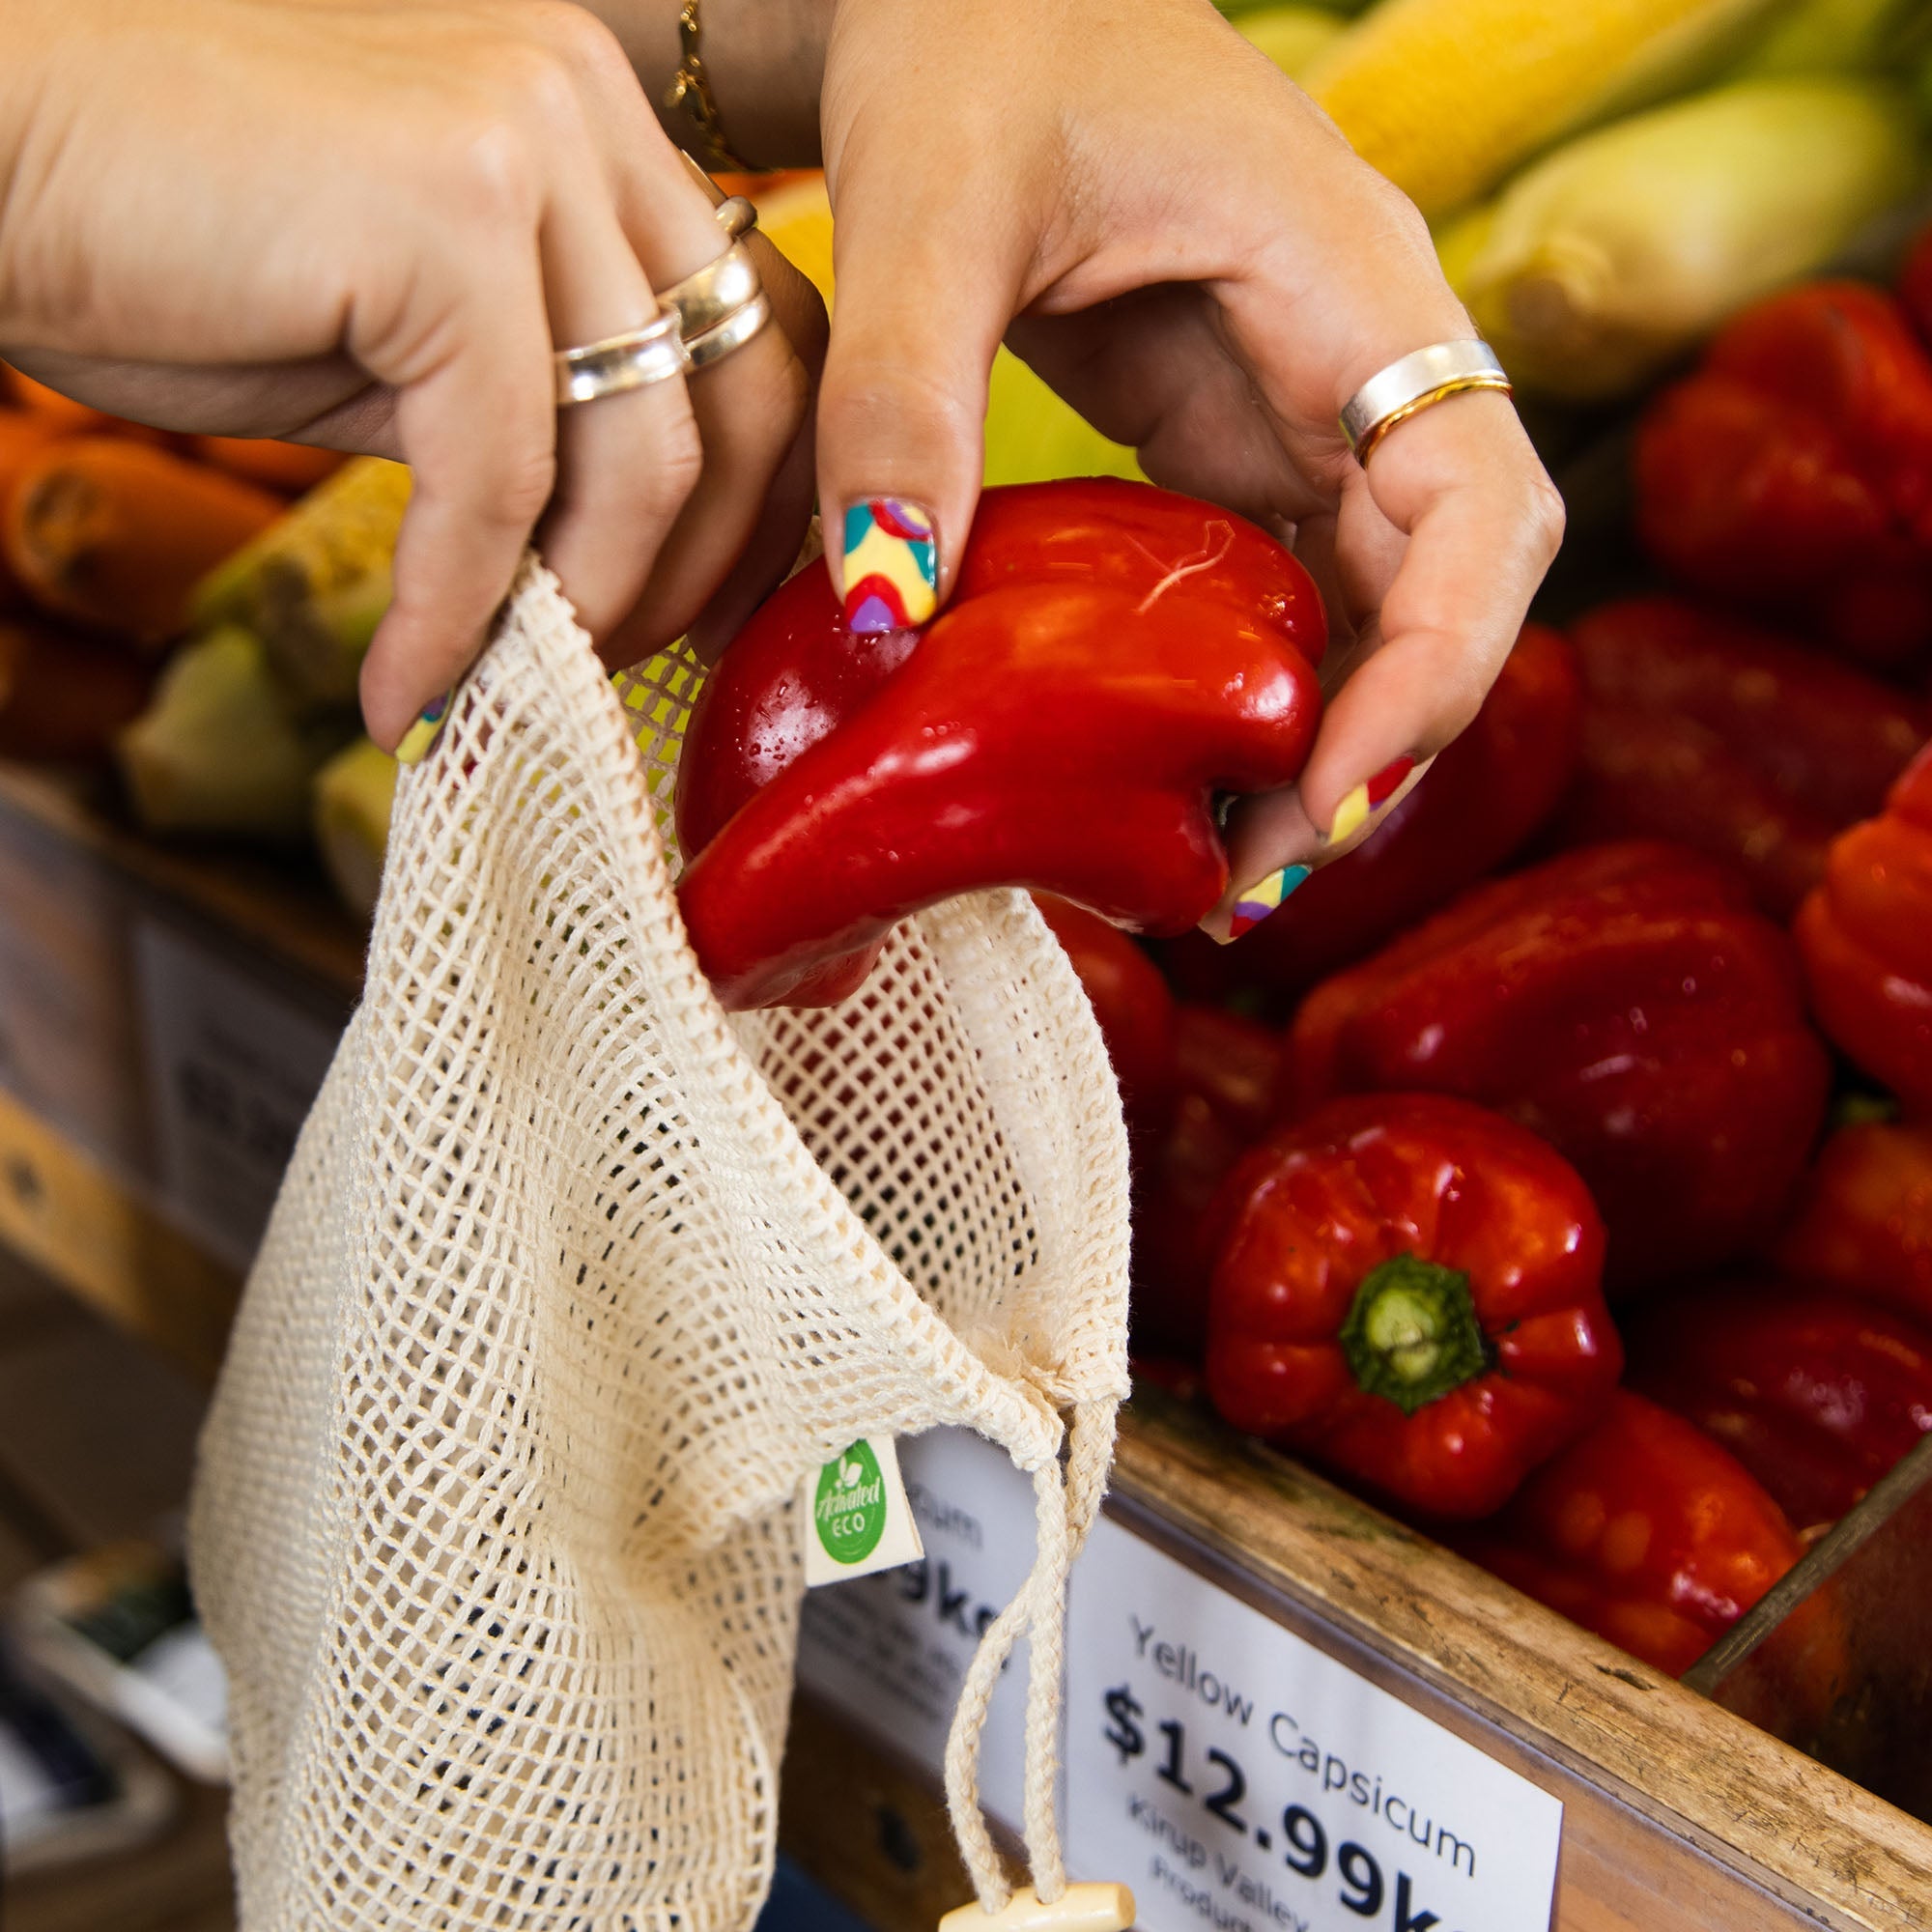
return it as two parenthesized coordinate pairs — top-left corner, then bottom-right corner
(312, 736), (397, 920)
(1453, 77), (1920, 400)
(1734, 0), (1910, 72)
(191, 456), (411, 713)
(1236, 5), (1347, 78)
(1303, 0), (1786, 217)
(118, 626), (350, 840)
(755, 176), (1140, 487)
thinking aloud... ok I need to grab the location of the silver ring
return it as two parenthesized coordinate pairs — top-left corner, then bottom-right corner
(685, 291), (771, 372)
(554, 305), (688, 407)
(661, 240), (763, 341)
(1339, 340), (1512, 464)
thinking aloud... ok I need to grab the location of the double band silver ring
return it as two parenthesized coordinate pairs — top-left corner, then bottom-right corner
(554, 306), (687, 408)
(687, 290), (771, 369)
(1340, 339), (1512, 465)
(552, 196), (768, 408)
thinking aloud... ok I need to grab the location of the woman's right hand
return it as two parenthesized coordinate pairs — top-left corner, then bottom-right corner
(0, 0), (825, 750)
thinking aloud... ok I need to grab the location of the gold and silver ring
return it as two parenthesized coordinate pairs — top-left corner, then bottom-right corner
(1339, 340), (1513, 466)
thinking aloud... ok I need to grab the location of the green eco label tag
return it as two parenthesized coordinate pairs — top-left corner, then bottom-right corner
(803, 1435), (924, 1586)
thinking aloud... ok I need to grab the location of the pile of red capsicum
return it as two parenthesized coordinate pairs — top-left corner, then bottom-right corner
(672, 220), (1932, 1714)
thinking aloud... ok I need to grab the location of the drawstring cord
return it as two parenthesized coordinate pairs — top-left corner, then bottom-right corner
(942, 1397), (1121, 1913)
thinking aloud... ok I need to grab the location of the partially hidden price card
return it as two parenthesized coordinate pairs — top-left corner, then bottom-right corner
(1064, 1513), (1561, 1932)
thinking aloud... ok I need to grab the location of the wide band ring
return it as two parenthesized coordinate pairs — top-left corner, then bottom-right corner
(685, 290), (772, 372)
(1340, 340), (1512, 465)
(554, 305), (689, 408)
(661, 240), (763, 342)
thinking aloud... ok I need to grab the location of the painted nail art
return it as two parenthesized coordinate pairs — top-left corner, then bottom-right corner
(395, 689), (451, 767)
(841, 498), (937, 634)
(1326, 755), (1417, 844)
(1225, 864), (1311, 941)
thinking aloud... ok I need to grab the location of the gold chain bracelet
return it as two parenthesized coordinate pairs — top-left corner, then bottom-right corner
(664, 0), (763, 176)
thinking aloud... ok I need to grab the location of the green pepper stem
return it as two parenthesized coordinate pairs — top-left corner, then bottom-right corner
(1338, 1255), (1491, 1415)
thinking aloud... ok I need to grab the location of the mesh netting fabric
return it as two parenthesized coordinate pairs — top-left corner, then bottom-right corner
(188, 561), (1131, 1930)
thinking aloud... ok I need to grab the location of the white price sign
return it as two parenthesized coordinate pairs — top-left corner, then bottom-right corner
(1065, 1514), (1561, 1932)
(796, 1427), (1036, 1831)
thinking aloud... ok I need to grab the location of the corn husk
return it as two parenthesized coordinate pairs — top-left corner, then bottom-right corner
(312, 736), (397, 919)
(1454, 77), (1921, 400)
(1734, 0), (1917, 73)
(190, 457), (410, 713)
(117, 626), (351, 840)
(1303, 0), (1789, 219)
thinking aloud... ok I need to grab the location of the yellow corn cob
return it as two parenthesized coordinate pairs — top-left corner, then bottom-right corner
(118, 626), (353, 841)
(312, 736), (398, 919)
(1454, 76), (1920, 399)
(190, 456), (412, 713)
(1302, 0), (1787, 217)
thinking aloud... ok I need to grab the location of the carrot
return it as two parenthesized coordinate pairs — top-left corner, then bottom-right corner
(0, 412), (68, 607)
(191, 436), (346, 495)
(0, 615), (156, 762)
(3, 439), (283, 645)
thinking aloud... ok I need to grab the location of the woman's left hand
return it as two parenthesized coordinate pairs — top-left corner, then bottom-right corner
(810, 0), (1563, 934)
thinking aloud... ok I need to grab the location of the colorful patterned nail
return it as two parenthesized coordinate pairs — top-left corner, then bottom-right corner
(395, 689), (451, 767)
(841, 498), (937, 634)
(1225, 864), (1311, 941)
(1326, 755), (1417, 844)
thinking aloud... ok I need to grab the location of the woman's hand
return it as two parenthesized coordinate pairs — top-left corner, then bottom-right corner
(810, 0), (1563, 930)
(0, 0), (825, 751)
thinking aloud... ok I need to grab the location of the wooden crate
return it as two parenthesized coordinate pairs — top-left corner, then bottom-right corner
(3, 758), (1930, 1930)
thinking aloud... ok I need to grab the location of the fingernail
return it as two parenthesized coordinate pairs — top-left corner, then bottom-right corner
(395, 689), (451, 767)
(1222, 864), (1311, 942)
(1326, 755), (1416, 844)
(841, 497), (937, 633)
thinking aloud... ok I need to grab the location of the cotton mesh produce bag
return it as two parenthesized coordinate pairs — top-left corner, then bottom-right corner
(188, 560), (1132, 1931)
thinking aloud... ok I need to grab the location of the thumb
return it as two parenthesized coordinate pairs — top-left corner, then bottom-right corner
(815, 174), (1021, 631)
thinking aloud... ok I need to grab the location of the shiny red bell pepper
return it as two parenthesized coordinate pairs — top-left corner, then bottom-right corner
(1033, 894), (1177, 1154)
(1205, 1093), (1618, 1520)
(1130, 1004), (1284, 1360)
(1557, 596), (1926, 919)
(1452, 1391), (1813, 1679)
(1625, 1283), (1932, 1532)
(675, 478), (1325, 1010)
(1159, 621), (1581, 1011)
(1634, 282), (1932, 672)
(1289, 841), (1832, 1292)
(1779, 1120), (1932, 1329)
(1900, 222), (1932, 352)
(1796, 742), (1932, 1114)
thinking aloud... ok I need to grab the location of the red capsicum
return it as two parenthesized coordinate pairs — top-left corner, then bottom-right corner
(1159, 621), (1582, 1012)
(1130, 1004), (1285, 1360)
(1625, 1283), (1932, 1533)
(1634, 282), (1932, 672)
(1797, 742), (1932, 1116)
(1779, 1121), (1932, 1330)
(1902, 222), (1932, 352)
(675, 479), (1325, 1010)
(1557, 596), (1927, 921)
(1032, 894), (1177, 1155)
(1289, 841), (1832, 1292)
(1452, 1391), (1816, 1681)
(1204, 1094), (1618, 1520)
